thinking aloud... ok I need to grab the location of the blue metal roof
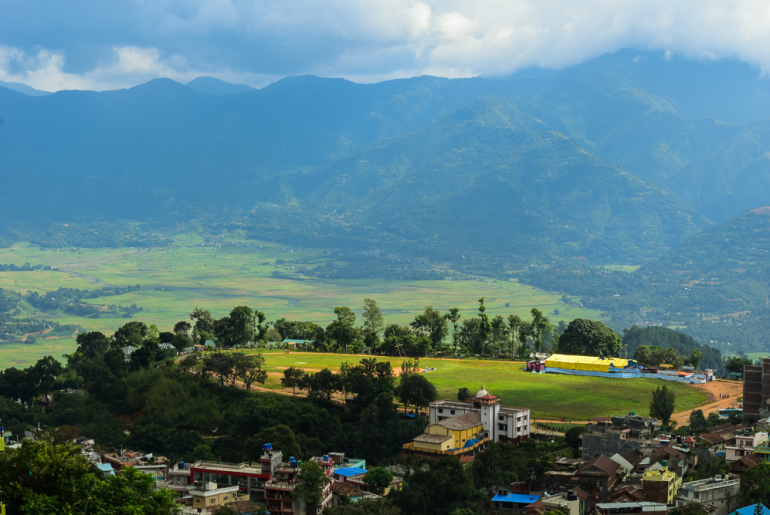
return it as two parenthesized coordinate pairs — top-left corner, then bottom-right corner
(335, 467), (367, 477)
(730, 505), (770, 515)
(97, 463), (115, 475)
(492, 494), (540, 504)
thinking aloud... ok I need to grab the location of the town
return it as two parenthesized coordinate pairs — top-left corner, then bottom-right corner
(1, 310), (769, 515)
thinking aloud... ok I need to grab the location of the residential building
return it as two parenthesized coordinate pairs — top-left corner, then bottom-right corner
(526, 491), (583, 515)
(650, 444), (696, 476)
(264, 455), (334, 515)
(699, 424), (745, 451)
(594, 502), (668, 515)
(191, 445), (282, 503)
(675, 474), (740, 515)
(490, 492), (541, 514)
(427, 384), (531, 443)
(188, 482), (240, 510)
(743, 358), (770, 418)
(632, 463), (682, 505)
(582, 414), (661, 460)
(329, 483), (380, 507)
(730, 454), (761, 486)
(402, 411), (488, 462)
(726, 432), (768, 462)
(543, 455), (623, 502)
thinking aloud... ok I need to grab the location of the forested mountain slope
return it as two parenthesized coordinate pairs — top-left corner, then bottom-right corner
(298, 97), (709, 262)
(519, 209), (770, 349)
(2, 50), (770, 262)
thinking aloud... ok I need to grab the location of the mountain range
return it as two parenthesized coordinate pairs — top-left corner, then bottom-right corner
(2, 49), (770, 265)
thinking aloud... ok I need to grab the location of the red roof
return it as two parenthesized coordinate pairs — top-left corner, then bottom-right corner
(478, 394), (499, 400)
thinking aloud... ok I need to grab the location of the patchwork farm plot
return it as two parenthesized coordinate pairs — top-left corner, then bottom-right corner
(0, 236), (603, 368)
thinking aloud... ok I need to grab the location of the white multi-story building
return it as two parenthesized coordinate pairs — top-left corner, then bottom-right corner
(725, 432), (767, 462)
(428, 383), (531, 443)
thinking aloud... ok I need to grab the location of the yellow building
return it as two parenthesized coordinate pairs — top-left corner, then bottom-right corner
(545, 354), (632, 373)
(640, 462), (682, 505)
(403, 411), (488, 462)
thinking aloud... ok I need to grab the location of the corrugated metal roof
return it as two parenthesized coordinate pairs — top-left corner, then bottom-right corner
(414, 434), (452, 443)
(335, 467), (368, 477)
(436, 412), (481, 431)
(492, 494), (540, 504)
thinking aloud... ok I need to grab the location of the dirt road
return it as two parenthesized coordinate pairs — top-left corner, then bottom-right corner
(670, 379), (743, 425)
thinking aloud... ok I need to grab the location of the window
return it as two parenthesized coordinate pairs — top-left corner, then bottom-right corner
(499, 415), (505, 421)
(438, 408), (443, 413)
(450, 410), (455, 415)
(498, 424), (507, 431)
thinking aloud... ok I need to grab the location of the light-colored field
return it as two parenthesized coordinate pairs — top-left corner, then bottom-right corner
(0, 237), (604, 369)
(245, 351), (707, 420)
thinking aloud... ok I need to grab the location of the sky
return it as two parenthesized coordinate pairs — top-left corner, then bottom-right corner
(1, 0), (770, 92)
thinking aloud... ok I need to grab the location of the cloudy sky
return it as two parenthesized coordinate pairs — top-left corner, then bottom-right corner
(1, 0), (769, 91)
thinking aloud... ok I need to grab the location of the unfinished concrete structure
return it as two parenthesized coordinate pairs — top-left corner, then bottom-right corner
(675, 475), (740, 515)
(743, 358), (770, 419)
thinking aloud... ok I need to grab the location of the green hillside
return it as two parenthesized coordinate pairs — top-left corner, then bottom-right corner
(519, 209), (770, 351)
(302, 97), (708, 263)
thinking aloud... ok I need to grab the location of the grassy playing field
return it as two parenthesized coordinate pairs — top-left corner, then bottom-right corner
(246, 351), (707, 420)
(0, 236), (604, 369)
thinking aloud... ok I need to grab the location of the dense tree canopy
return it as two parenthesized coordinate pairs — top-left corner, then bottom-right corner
(558, 318), (621, 357)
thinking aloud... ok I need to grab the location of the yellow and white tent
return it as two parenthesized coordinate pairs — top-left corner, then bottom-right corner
(545, 354), (630, 373)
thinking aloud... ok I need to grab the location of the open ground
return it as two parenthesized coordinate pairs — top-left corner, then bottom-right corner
(0, 235), (602, 368)
(240, 350), (708, 421)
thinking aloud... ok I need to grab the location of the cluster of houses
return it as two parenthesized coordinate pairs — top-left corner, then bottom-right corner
(490, 412), (769, 515)
(91, 444), (399, 514)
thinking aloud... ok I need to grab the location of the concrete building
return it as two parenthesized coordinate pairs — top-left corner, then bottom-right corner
(191, 445), (282, 503)
(675, 474), (740, 515)
(743, 358), (770, 418)
(403, 384), (530, 461)
(726, 432), (768, 462)
(189, 482), (240, 510)
(264, 455), (335, 515)
(427, 384), (531, 442)
(582, 414), (661, 460)
(490, 492), (541, 514)
(627, 463), (682, 505)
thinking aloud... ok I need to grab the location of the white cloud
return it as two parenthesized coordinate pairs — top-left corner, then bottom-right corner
(4, 0), (770, 90)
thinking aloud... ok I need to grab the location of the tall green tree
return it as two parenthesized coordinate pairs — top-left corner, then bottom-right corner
(362, 298), (385, 337)
(507, 315), (524, 358)
(445, 308), (461, 354)
(649, 385), (676, 426)
(327, 306), (360, 352)
(529, 308), (549, 353)
(397, 373), (438, 413)
(0, 438), (179, 514)
(741, 463), (770, 507)
(281, 366), (306, 395)
(558, 319), (622, 357)
(477, 298), (492, 356)
(411, 306), (448, 356)
(364, 467), (394, 495)
(293, 460), (330, 514)
(29, 356), (63, 409)
(235, 353), (268, 391)
(391, 456), (482, 515)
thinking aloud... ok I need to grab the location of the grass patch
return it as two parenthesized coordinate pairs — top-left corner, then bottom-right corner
(250, 351), (707, 420)
(0, 237), (604, 368)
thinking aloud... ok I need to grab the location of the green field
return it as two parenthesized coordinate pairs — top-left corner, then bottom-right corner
(246, 351), (707, 420)
(0, 236), (604, 369)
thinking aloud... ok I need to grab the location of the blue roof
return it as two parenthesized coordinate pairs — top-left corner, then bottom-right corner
(492, 494), (540, 504)
(97, 463), (115, 475)
(730, 506), (770, 515)
(335, 467), (367, 477)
